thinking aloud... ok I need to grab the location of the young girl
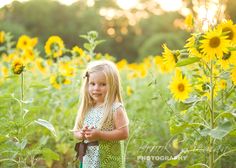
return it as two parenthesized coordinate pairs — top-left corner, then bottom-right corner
(73, 60), (129, 168)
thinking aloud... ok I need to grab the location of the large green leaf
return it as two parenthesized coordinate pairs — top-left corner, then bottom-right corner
(41, 148), (59, 161)
(176, 57), (200, 67)
(209, 121), (233, 140)
(35, 119), (56, 137)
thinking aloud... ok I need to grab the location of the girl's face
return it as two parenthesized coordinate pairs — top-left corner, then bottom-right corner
(88, 71), (108, 106)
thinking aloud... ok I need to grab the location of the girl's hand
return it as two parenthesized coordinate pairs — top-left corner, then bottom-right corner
(73, 126), (89, 140)
(84, 127), (100, 141)
(73, 130), (85, 140)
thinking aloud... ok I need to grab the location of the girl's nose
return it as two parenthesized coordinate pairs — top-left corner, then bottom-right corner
(94, 84), (100, 90)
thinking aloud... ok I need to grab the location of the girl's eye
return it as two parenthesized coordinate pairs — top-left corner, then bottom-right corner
(101, 83), (106, 86)
(89, 82), (95, 86)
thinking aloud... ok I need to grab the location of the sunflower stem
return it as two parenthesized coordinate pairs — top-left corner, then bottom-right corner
(209, 60), (214, 168)
(21, 72), (24, 117)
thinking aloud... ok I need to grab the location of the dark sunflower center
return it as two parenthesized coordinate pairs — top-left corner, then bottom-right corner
(178, 83), (185, 92)
(202, 82), (210, 91)
(209, 37), (220, 48)
(51, 43), (60, 52)
(23, 41), (27, 46)
(223, 27), (233, 40)
(56, 75), (65, 84)
(222, 52), (231, 60)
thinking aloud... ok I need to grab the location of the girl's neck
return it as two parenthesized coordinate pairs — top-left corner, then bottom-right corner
(93, 102), (104, 108)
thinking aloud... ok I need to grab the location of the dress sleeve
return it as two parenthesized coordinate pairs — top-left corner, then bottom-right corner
(112, 102), (123, 112)
(112, 102), (129, 129)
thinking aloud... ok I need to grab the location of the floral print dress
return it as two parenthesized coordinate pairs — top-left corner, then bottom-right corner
(82, 102), (125, 168)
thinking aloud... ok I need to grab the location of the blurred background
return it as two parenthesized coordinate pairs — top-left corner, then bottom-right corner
(1, 1), (236, 167)
(1, 0), (236, 62)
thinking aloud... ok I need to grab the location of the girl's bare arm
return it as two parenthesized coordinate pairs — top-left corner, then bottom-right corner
(85, 107), (129, 141)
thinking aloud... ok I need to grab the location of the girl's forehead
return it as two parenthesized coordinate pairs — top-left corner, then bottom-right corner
(89, 71), (106, 81)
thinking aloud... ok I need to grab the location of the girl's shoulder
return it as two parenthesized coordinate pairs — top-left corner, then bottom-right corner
(112, 102), (123, 112)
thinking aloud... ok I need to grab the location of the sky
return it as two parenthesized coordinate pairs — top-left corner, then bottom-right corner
(0, 0), (184, 11)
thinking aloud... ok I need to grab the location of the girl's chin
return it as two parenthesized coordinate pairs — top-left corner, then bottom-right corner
(93, 98), (104, 104)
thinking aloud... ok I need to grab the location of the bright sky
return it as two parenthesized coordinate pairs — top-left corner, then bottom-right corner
(0, 0), (183, 11)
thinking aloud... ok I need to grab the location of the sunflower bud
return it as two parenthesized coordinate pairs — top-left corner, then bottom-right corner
(12, 59), (24, 74)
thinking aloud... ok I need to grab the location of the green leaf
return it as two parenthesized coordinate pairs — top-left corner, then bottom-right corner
(170, 123), (189, 134)
(84, 43), (91, 51)
(42, 148), (59, 161)
(199, 128), (211, 137)
(176, 57), (200, 67)
(80, 35), (88, 40)
(35, 119), (56, 137)
(209, 121), (233, 140)
(95, 40), (105, 46)
(0, 135), (7, 143)
(159, 159), (179, 168)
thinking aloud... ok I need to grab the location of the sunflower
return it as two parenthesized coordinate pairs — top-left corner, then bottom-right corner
(184, 14), (194, 30)
(59, 62), (75, 77)
(50, 74), (70, 89)
(162, 44), (178, 70)
(219, 80), (227, 90)
(72, 46), (84, 57)
(127, 71), (139, 80)
(200, 28), (230, 60)
(0, 31), (5, 44)
(17, 35), (38, 50)
(12, 58), (24, 75)
(195, 75), (220, 99)
(22, 49), (35, 64)
(138, 64), (148, 78)
(1, 66), (9, 77)
(185, 34), (204, 58)
(116, 59), (128, 70)
(45, 36), (64, 58)
(231, 68), (236, 85)
(36, 58), (48, 74)
(169, 70), (192, 102)
(217, 20), (236, 44)
(217, 50), (236, 70)
(126, 86), (133, 96)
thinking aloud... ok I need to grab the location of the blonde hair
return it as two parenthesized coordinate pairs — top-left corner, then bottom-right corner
(74, 60), (123, 130)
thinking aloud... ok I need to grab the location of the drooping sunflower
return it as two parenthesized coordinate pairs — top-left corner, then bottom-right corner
(0, 31), (5, 44)
(185, 33), (203, 58)
(17, 35), (38, 50)
(200, 28), (230, 60)
(195, 75), (220, 99)
(217, 50), (236, 70)
(45, 36), (64, 58)
(162, 44), (178, 71)
(217, 20), (236, 44)
(169, 70), (192, 102)
(231, 67), (236, 85)
(12, 58), (24, 75)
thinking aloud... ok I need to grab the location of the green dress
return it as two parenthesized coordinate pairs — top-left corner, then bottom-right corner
(82, 102), (125, 168)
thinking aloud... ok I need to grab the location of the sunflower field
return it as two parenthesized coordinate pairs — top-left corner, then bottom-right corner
(0, 18), (236, 168)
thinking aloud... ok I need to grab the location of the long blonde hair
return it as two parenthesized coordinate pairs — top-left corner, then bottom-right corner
(74, 60), (123, 130)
